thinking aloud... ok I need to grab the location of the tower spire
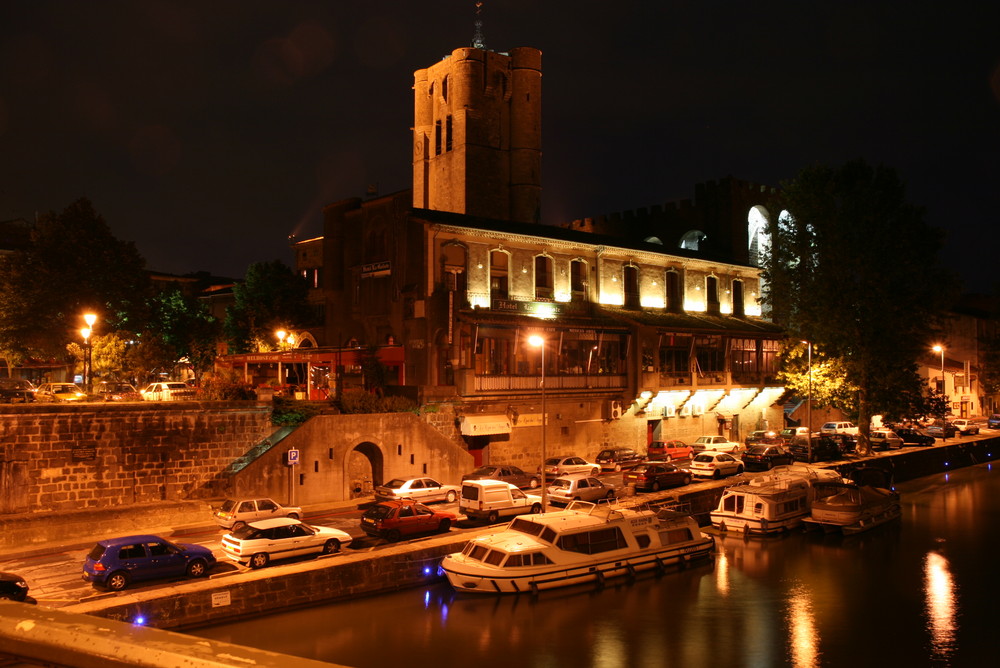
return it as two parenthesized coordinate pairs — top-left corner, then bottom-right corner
(472, 1), (486, 50)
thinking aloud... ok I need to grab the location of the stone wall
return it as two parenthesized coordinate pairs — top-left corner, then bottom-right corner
(0, 403), (273, 514)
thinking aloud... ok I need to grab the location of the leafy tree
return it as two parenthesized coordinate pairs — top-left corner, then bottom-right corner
(124, 335), (176, 385)
(150, 288), (220, 383)
(762, 160), (958, 453)
(224, 260), (311, 353)
(0, 199), (150, 366)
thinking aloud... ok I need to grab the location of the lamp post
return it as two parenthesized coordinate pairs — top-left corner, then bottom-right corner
(82, 312), (96, 393)
(932, 345), (945, 395)
(803, 340), (812, 462)
(528, 334), (548, 511)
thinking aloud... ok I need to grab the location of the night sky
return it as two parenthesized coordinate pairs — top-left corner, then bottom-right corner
(2, 1), (998, 291)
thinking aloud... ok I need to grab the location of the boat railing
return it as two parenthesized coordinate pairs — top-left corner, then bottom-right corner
(565, 499), (627, 522)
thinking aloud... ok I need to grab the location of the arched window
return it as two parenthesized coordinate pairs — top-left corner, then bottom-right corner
(679, 230), (707, 251)
(570, 259), (587, 302)
(706, 276), (720, 314)
(490, 250), (509, 301)
(747, 206), (770, 268)
(732, 279), (745, 317)
(623, 265), (640, 309)
(535, 255), (554, 300)
(666, 270), (683, 313)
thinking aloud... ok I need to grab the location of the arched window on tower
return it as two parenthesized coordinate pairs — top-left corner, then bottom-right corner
(679, 230), (707, 251)
(623, 265), (640, 309)
(535, 255), (553, 300)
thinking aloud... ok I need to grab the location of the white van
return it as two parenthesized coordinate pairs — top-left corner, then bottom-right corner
(460, 480), (543, 524)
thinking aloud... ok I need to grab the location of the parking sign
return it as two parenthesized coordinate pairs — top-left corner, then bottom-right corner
(287, 449), (299, 465)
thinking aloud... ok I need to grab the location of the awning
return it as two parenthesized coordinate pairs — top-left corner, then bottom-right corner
(460, 415), (513, 436)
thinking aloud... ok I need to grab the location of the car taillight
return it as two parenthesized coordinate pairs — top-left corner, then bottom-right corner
(93, 562), (106, 572)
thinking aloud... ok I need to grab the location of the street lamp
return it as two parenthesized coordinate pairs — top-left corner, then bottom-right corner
(932, 345), (945, 396)
(528, 334), (548, 511)
(276, 330), (288, 350)
(82, 312), (97, 393)
(803, 340), (812, 462)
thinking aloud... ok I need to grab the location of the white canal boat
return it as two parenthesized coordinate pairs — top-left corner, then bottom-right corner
(710, 464), (843, 535)
(440, 501), (714, 594)
(802, 481), (901, 535)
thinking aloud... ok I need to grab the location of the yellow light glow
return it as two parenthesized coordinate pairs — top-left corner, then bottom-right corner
(528, 335), (544, 348)
(924, 551), (957, 662)
(83, 313), (97, 327)
(80, 327), (91, 341)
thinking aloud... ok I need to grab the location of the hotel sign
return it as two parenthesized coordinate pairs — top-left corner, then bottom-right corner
(491, 299), (561, 317)
(362, 261), (391, 278)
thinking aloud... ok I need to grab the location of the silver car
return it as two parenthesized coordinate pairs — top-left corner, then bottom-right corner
(374, 477), (460, 504)
(547, 474), (616, 505)
(221, 517), (352, 569)
(213, 497), (303, 531)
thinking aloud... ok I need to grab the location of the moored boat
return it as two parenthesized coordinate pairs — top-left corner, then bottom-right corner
(803, 481), (901, 535)
(440, 501), (713, 594)
(710, 464), (843, 535)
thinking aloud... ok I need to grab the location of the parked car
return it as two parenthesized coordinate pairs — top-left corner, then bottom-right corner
(221, 517), (352, 569)
(547, 474), (617, 505)
(741, 444), (794, 471)
(926, 422), (958, 438)
(690, 452), (744, 478)
(988, 414), (1000, 429)
(459, 480), (542, 523)
(788, 435), (842, 463)
(461, 465), (540, 489)
(0, 572), (29, 601)
(777, 427), (810, 445)
(95, 381), (140, 401)
(212, 497), (302, 531)
(951, 419), (980, 435)
(646, 439), (693, 461)
(82, 535), (216, 591)
(622, 462), (692, 492)
(895, 427), (935, 447)
(595, 447), (645, 471)
(541, 455), (601, 479)
(820, 421), (859, 436)
(374, 476), (460, 504)
(0, 378), (35, 403)
(690, 435), (742, 455)
(34, 382), (86, 402)
(869, 429), (903, 451)
(140, 381), (196, 401)
(745, 430), (780, 447)
(360, 500), (455, 541)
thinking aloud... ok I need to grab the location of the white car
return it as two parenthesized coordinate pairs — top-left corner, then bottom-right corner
(690, 435), (742, 455)
(221, 517), (352, 569)
(141, 381), (195, 401)
(547, 474), (617, 505)
(820, 421), (859, 436)
(374, 477), (460, 504)
(690, 451), (745, 478)
(212, 497), (303, 530)
(951, 419), (980, 435)
(542, 455), (601, 479)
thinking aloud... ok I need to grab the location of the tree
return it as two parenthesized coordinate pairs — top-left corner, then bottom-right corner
(0, 199), (150, 365)
(762, 160), (958, 454)
(150, 288), (220, 383)
(224, 261), (311, 354)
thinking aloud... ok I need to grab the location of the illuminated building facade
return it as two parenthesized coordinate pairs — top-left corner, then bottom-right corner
(291, 43), (788, 463)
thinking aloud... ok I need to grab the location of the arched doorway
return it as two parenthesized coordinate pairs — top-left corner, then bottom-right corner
(347, 441), (384, 498)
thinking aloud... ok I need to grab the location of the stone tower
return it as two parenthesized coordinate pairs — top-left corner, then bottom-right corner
(412, 45), (542, 224)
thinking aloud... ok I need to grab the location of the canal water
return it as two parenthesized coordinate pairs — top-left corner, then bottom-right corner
(190, 463), (999, 667)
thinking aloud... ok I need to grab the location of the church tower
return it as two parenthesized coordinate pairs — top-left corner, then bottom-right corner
(412, 43), (542, 224)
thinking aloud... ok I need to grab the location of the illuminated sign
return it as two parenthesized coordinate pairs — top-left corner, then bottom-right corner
(362, 261), (391, 278)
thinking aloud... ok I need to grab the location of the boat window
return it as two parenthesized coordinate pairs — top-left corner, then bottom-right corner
(485, 549), (506, 566)
(754, 502), (764, 515)
(557, 528), (627, 555)
(469, 544), (489, 562)
(504, 554), (526, 567)
(722, 494), (746, 514)
(540, 527), (558, 544)
(661, 528), (693, 544)
(636, 534), (651, 548)
(532, 553), (553, 565)
(510, 518), (544, 536)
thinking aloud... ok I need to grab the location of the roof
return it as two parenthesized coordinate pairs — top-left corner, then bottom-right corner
(597, 306), (784, 335)
(247, 517), (302, 529)
(98, 534), (166, 545)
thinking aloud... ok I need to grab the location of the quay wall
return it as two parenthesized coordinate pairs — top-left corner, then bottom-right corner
(0, 402), (274, 516)
(61, 437), (1000, 632)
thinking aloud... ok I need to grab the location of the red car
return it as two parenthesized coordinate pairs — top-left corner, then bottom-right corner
(360, 500), (455, 542)
(646, 439), (693, 461)
(622, 462), (693, 492)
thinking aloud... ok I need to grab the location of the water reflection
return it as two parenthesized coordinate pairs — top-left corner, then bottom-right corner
(924, 550), (958, 662)
(786, 582), (820, 668)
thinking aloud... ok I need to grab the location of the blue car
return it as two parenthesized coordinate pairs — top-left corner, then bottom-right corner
(988, 414), (1000, 429)
(82, 535), (216, 591)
